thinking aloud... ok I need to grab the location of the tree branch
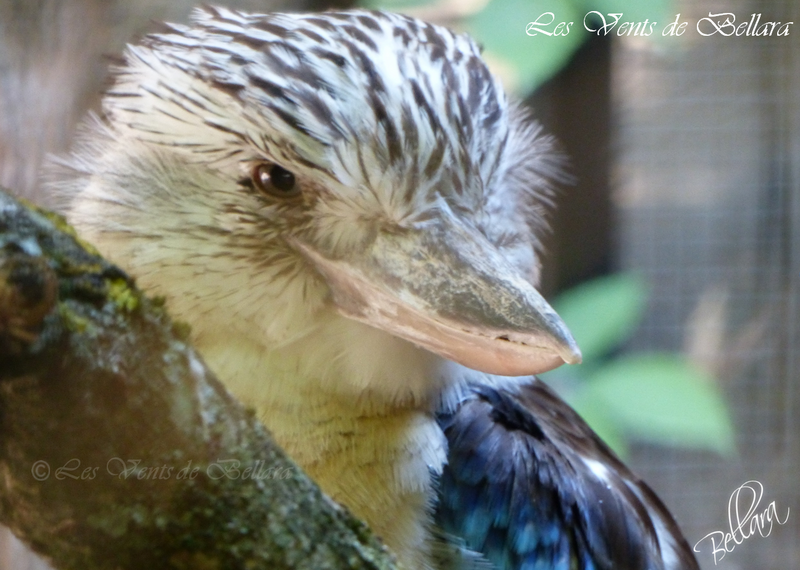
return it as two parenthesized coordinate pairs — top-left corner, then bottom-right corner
(0, 188), (399, 569)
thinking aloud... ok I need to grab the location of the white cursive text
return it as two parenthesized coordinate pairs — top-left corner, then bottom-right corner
(693, 480), (789, 565)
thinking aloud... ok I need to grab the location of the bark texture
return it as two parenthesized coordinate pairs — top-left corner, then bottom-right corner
(0, 188), (398, 570)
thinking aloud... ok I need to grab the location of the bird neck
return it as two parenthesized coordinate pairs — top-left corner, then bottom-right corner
(195, 304), (449, 409)
(195, 311), (449, 570)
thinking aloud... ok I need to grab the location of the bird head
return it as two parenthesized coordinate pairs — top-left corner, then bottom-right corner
(63, 7), (581, 380)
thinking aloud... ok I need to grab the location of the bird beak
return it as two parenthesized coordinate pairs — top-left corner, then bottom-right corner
(292, 207), (581, 376)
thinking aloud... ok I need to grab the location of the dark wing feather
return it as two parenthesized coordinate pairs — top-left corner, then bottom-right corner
(435, 379), (700, 570)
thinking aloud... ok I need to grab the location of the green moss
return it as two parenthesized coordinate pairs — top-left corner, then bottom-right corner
(19, 196), (104, 258)
(107, 278), (140, 313)
(58, 303), (92, 333)
(58, 261), (107, 277)
(171, 320), (192, 341)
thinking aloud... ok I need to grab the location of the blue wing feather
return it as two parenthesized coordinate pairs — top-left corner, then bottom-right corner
(434, 379), (700, 570)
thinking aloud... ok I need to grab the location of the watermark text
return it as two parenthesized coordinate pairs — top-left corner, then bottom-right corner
(693, 480), (789, 565)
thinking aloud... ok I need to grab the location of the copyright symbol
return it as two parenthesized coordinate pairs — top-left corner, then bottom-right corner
(31, 461), (50, 481)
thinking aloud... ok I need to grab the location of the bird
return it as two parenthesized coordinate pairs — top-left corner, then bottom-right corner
(56, 6), (700, 570)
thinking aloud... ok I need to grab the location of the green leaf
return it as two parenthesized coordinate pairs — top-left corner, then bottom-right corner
(551, 273), (646, 363)
(358, 0), (431, 10)
(567, 390), (629, 457)
(467, 0), (585, 96)
(584, 353), (736, 455)
(574, 0), (674, 28)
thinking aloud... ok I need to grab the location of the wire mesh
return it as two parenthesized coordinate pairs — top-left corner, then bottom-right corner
(612, 1), (799, 568)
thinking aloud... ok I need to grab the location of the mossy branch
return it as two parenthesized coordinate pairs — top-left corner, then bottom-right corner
(0, 188), (399, 569)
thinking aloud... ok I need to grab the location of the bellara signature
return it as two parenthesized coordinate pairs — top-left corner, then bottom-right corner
(526, 12), (793, 38)
(692, 480), (790, 565)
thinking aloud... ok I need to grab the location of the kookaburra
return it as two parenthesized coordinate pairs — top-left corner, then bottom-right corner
(59, 6), (699, 570)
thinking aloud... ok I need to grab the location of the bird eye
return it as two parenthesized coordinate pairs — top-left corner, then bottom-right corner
(252, 163), (299, 198)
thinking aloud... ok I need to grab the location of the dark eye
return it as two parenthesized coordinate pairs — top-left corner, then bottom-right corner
(252, 163), (299, 198)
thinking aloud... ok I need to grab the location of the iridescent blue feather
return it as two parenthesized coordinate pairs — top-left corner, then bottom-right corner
(435, 380), (700, 570)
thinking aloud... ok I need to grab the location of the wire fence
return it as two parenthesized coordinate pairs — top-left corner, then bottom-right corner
(612, 1), (799, 568)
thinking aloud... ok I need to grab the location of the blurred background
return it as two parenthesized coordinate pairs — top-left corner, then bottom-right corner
(0, 0), (797, 569)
